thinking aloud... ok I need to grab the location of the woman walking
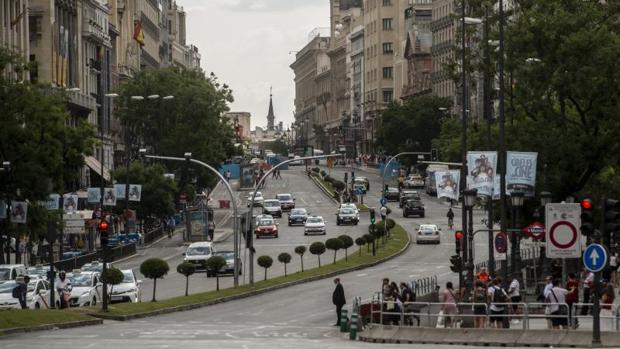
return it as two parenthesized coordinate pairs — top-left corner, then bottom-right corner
(441, 282), (458, 328)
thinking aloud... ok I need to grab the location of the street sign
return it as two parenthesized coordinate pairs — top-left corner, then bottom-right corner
(545, 203), (581, 258)
(380, 197), (387, 206)
(495, 232), (508, 253)
(63, 214), (85, 235)
(355, 188), (364, 196)
(522, 222), (545, 240)
(583, 244), (607, 272)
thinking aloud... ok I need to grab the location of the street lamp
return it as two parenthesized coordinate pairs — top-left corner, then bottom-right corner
(463, 188), (477, 288)
(539, 191), (552, 278)
(510, 191), (525, 277)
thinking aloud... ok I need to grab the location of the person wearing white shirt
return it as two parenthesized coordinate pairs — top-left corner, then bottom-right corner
(487, 278), (508, 328)
(580, 269), (594, 316)
(507, 275), (521, 323)
(610, 252), (618, 287)
(542, 276), (554, 329)
(546, 279), (569, 329)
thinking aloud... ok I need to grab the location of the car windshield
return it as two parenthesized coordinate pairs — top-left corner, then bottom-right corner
(264, 201), (279, 207)
(81, 264), (102, 272)
(0, 281), (16, 293)
(259, 218), (274, 226)
(291, 209), (306, 215)
(0, 268), (11, 280)
(420, 225), (436, 231)
(69, 274), (92, 287)
(340, 208), (354, 214)
(407, 200), (421, 205)
(306, 217), (323, 224)
(121, 271), (135, 284)
(277, 194), (292, 201)
(186, 246), (211, 256)
(341, 204), (356, 210)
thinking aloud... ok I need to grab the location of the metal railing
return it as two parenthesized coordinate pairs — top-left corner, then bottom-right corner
(411, 275), (438, 297)
(42, 243), (137, 271)
(142, 226), (164, 245)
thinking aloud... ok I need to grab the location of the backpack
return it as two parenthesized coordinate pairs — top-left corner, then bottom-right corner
(492, 286), (507, 304)
(474, 288), (486, 303)
(12, 285), (20, 298)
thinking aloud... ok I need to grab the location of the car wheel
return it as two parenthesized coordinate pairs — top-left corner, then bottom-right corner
(34, 302), (40, 309)
(92, 297), (97, 306)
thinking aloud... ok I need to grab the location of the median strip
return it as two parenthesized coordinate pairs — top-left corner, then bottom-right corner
(0, 310), (101, 336)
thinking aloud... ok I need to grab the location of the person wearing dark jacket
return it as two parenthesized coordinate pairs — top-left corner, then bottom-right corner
(332, 278), (346, 326)
(15, 275), (30, 309)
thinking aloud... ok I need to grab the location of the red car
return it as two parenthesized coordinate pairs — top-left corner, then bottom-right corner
(254, 215), (279, 239)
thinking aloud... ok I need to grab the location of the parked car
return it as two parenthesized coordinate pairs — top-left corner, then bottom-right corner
(405, 174), (425, 188)
(336, 208), (359, 226)
(255, 215), (279, 239)
(109, 269), (141, 303)
(415, 224), (441, 244)
(0, 264), (27, 283)
(384, 187), (400, 202)
(289, 155), (303, 166)
(67, 270), (102, 307)
(80, 261), (113, 274)
(0, 278), (52, 309)
(212, 251), (242, 276)
(262, 199), (283, 217)
(26, 266), (49, 280)
(304, 216), (327, 235)
(288, 208), (309, 226)
(247, 191), (264, 207)
(183, 241), (217, 270)
(399, 190), (421, 208)
(403, 199), (425, 218)
(276, 193), (295, 211)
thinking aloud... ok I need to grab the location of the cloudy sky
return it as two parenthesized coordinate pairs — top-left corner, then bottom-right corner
(182, 0), (330, 130)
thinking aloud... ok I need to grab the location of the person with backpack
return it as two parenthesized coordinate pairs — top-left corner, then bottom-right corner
(400, 282), (419, 326)
(487, 277), (508, 328)
(471, 280), (488, 328)
(546, 278), (569, 329)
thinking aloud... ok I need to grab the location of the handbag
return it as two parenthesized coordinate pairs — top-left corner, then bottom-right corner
(436, 310), (445, 328)
(550, 289), (567, 315)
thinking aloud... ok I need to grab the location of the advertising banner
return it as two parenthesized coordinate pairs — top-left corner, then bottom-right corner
(46, 194), (61, 210)
(10, 201), (28, 224)
(240, 164), (256, 189)
(128, 184), (142, 202)
(434, 170), (460, 201)
(467, 151), (497, 197)
(63, 193), (79, 213)
(506, 151), (537, 197)
(115, 184), (126, 200)
(87, 188), (101, 203)
(103, 188), (117, 206)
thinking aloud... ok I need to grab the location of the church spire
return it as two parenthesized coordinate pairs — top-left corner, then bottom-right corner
(267, 87), (275, 131)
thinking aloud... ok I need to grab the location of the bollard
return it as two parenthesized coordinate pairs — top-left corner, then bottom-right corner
(350, 312), (359, 340)
(340, 308), (349, 332)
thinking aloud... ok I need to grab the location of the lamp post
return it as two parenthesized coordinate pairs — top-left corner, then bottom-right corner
(510, 192), (525, 277)
(0, 161), (10, 264)
(539, 191), (552, 278)
(463, 188), (477, 288)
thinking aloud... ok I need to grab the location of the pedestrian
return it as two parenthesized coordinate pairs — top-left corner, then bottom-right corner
(487, 277), (508, 328)
(441, 282), (458, 328)
(600, 283), (615, 332)
(13, 275), (29, 309)
(55, 271), (71, 309)
(382, 278), (391, 298)
(332, 278), (346, 326)
(276, 168), (282, 180)
(507, 275), (521, 324)
(471, 280), (488, 328)
(609, 252), (618, 287)
(580, 269), (594, 316)
(541, 275), (554, 329)
(400, 282), (419, 326)
(546, 278), (568, 329)
(225, 169), (231, 182)
(566, 273), (579, 328)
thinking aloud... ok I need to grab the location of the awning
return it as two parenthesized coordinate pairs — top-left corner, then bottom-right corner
(85, 156), (111, 182)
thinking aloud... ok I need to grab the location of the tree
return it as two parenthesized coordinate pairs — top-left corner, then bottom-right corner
(277, 252), (292, 277)
(260, 139), (288, 156)
(139, 258), (170, 302)
(100, 268), (123, 305)
(325, 238), (344, 264)
(204, 256), (226, 291)
(294, 245), (307, 272)
(309, 242), (326, 267)
(257, 255), (273, 281)
(338, 235), (354, 261)
(363, 234), (374, 253)
(355, 237), (366, 256)
(176, 262), (196, 296)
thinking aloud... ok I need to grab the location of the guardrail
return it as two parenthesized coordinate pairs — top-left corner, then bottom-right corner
(42, 243), (137, 271)
(363, 299), (620, 332)
(142, 226), (164, 245)
(411, 275), (438, 297)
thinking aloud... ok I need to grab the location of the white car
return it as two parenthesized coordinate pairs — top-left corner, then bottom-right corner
(184, 241), (217, 271)
(0, 278), (52, 309)
(0, 264), (27, 283)
(304, 216), (327, 235)
(80, 261), (113, 274)
(67, 270), (102, 307)
(262, 199), (283, 217)
(405, 174), (425, 188)
(339, 203), (360, 216)
(247, 191), (264, 207)
(289, 155), (302, 166)
(109, 269), (141, 303)
(416, 224), (441, 244)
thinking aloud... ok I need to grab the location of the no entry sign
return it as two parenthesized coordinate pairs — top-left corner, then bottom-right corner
(545, 203), (581, 258)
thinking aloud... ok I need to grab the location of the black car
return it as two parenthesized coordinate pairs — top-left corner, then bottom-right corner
(288, 208), (309, 226)
(384, 187), (400, 202)
(336, 208), (359, 226)
(399, 190), (421, 208)
(403, 199), (425, 218)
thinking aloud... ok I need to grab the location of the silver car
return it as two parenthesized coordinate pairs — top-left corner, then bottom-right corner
(416, 224), (441, 244)
(304, 216), (327, 235)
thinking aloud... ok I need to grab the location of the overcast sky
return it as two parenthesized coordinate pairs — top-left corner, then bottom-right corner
(182, 0), (330, 130)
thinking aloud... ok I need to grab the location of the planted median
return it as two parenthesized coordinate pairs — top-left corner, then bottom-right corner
(0, 310), (97, 333)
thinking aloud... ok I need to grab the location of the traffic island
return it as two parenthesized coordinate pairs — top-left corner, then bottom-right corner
(0, 310), (102, 337)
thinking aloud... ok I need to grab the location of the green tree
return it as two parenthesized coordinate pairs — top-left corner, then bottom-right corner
(338, 235), (354, 261)
(260, 139), (289, 156)
(257, 255), (273, 281)
(277, 252), (292, 277)
(204, 255), (227, 290)
(309, 242), (326, 267)
(294, 245), (307, 272)
(139, 258), (170, 302)
(325, 238), (344, 264)
(363, 234), (374, 253)
(355, 237), (366, 256)
(176, 262), (196, 296)
(100, 268), (123, 306)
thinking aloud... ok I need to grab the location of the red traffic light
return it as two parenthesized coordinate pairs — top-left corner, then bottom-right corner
(98, 220), (109, 231)
(581, 199), (593, 210)
(455, 231), (464, 240)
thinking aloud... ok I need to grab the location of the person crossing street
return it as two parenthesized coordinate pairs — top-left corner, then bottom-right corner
(332, 278), (346, 326)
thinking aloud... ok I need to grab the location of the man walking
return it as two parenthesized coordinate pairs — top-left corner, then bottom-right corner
(332, 278), (346, 326)
(225, 170), (231, 183)
(13, 275), (30, 309)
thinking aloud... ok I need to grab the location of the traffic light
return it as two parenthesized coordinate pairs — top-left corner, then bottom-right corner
(603, 198), (620, 248)
(454, 230), (464, 254)
(99, 220), (109, 247)
(580, 198), (595, 236)
(450, 255), (462, 273)
(370, 208), (376, 225)
(384, 184), (389, 193)
(431, 148), (438, 162)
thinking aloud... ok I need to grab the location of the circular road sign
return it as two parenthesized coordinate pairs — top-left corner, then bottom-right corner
(548, 221), (578, 249)
(522, 222), (545, 240)
(495, 232), (508, 254)
(583, 244), (608, 273)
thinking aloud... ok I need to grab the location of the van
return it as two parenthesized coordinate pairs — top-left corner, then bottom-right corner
(0, 264), (27, 283)
(183, 242), (216, 271)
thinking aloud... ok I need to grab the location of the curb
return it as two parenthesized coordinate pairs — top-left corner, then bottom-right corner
(89, 228), (411, 321)
(0, 318), (103, 337)
(309, 174), (339, 205)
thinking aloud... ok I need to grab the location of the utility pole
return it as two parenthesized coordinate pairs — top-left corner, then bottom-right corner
(483, 4), (495, 278)
(460, 0), (469, 289)
(498, 0), (508, 281)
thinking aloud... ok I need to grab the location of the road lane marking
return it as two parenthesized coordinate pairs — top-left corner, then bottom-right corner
(357, 273), (367, 277)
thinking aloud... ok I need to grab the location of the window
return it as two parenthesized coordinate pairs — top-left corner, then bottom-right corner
(382, 42), (393, 54)
(383, 89), (393, 103)
(382, 0), (392, 5)
(383, 67), (393, 79)
(382, 18), (393, 31)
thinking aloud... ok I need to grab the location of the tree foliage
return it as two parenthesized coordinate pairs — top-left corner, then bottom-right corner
(325, 238), (344, 264)
(139, 258), (170, 302)
(338, 235), (354, 261)
(176, 262), (196, 296)
(204, 255), (226, 290)
(355, 237), (366, 256)
(257, 255), (273, 281)
(309, 242), (326, 267)
(277, 252), (292, 276)
(294, 245), (306, 272)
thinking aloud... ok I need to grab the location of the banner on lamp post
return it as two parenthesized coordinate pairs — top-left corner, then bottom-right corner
(103, 188), (117, 206)
(467, 151), (497, 197)
(63, 193), (79, 213)
(10, 201), (28, 224)
(87, 188), (101, 203)
(114, 184), (126, 200)
(506, 151), (537, 197)
(128, 184), (142, 202)
(434, 170), (460, 201)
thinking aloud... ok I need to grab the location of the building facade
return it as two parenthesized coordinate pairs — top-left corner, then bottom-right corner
(1, 0), (30, 82)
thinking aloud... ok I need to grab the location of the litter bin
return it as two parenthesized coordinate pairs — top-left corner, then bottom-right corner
(219, 200), (230, 209)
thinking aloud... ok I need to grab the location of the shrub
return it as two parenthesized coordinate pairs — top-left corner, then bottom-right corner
(257, 255), (274, 281)
(364, 233), (375, 252)
(355, 237), (366, 256)
(309, 242), (326, 267)
(338, 235), (354, 261)
(278, 252), (292, 276)
(101, 267), (123, 302)
(312, 167), (320, 173)
(294, 245), (307, 272)
(332, 180), (345, 192)
(204, 256), (227, 290)
(176, 262), (196, 296)
(325, 238), (344, 264)
(140, 258), (170, 302)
